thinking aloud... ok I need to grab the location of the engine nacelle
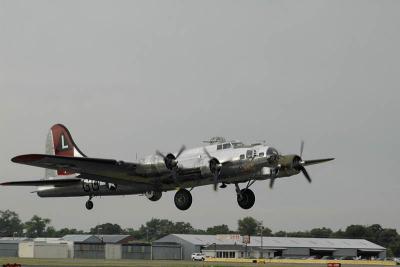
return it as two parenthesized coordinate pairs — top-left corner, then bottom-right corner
(107, 183), (117, 191)
(278, 154), (301, 168)
(199, 158), (221, 177)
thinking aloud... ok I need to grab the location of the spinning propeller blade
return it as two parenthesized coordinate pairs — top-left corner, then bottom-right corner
(156, 145), (186, 183)
(203, 147), (221, 191)
(300, 140), (304, 158)
(269, 177), (276, 189)
(299, 165), (311, 183)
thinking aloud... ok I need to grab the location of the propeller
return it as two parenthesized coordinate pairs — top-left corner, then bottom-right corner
(269, 165), (280, 189)
(300, 140), (304, 158)
(293, 160), (312, 183)
(156, 145), (186, 183)
(269, 177), (275, 189)
(270, 141), (311, 189)
(269, 140), (334, 189)
(203, 148), (222, 191)
(293, 141), (312, 183)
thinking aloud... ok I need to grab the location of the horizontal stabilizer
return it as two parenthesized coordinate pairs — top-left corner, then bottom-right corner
(303, 158), (335, 166)
(0, 178), (81, 187)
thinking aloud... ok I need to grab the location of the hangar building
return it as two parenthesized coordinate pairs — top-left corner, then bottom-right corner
(0, 238), (29, 257)
(19, 238), (72, 259)
(62, 234), (181, 260)
(155, 234), (386, 260)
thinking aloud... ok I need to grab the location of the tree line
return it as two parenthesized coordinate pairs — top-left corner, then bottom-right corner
(0, 209), (399, 256)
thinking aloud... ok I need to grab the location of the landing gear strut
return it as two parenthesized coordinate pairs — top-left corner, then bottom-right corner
(174, 189), (192, 210)
(85, 196), (94, 210)
(235, 183), (255, 209)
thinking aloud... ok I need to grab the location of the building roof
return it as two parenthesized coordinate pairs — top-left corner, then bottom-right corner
(62, 235), (102, 243)
(0, 237), (31, 244)
(0, 237), (30, 243)
(95, 235), (132, 244)
(157, 234), (385, 250)
(33, 238), (72, 244)
(34, 238), (62, 242)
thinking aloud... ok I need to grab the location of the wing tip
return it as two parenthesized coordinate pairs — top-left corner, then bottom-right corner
(11, 154), (44, 163)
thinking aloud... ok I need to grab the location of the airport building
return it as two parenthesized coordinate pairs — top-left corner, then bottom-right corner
(19, 238), (72, 259)
(62, 234), (181, 260)
(155, 234), (387, 260)
(0, 235), (181, 260)
(0, 234), (386, 260)
(0, 238), (29, 257)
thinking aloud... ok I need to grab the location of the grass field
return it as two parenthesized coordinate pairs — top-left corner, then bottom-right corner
(0, 258), (395, 267)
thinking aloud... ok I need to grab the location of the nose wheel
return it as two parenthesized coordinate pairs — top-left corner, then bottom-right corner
(85, 196), (94, 210)
(174, 189), (192, 210)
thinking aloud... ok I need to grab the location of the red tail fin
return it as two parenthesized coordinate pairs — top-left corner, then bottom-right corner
(46, 124), (86, 177)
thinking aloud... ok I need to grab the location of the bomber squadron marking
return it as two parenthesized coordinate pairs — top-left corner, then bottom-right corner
(1, 124), (334, 211)
(60, 134), (69, 150)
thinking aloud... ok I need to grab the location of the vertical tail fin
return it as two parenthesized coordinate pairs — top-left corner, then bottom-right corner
(45, 124), (86, 178)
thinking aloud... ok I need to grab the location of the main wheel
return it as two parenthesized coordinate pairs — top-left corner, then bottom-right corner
(85, 200), (94, 210)
(174, 189), (192, 210)
(145, 191), (162, 201)
(237, 189), (255, 209)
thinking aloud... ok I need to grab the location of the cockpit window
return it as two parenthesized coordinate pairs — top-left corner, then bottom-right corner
(240, 154), (245, 160)
(232, 142), (245, 148)
(259, 152), (265, 157)
(222, 143), (232, 149)
(266, 147), (279, 156)
(217, 144), (222, 150)
(246, 150), (254, 159)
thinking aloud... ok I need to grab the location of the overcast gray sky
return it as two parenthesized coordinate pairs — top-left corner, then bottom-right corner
(1, 0), (399, 232)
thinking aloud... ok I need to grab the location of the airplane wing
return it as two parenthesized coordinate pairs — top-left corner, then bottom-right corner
(10, 154), (154, 185)
(1, 178), (81, 187)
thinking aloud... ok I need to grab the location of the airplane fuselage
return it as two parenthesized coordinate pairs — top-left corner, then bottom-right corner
(37, 142), (298, 198)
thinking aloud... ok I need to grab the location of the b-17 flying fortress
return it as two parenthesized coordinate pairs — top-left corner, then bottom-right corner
(1, 124), (334, 211)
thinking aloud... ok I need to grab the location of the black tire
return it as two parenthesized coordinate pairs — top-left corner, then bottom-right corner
(237, 189), (255, 209)
(85, 200), (94, 210)
(147, 191), (162, 201)
(174, 189), (192, 210)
